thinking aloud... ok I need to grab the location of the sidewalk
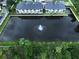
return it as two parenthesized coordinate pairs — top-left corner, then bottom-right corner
(0, 7), (9, 34)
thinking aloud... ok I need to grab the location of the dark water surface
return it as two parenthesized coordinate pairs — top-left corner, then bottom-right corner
(0, 15), (79, 41)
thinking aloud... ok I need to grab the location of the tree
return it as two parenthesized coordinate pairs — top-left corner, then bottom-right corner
(7, 0), (16, 11)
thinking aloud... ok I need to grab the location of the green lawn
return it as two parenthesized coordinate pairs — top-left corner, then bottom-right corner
(10, 12), (68, 17)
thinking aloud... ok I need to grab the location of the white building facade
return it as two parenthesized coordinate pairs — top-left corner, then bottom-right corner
(16, 9), (43, 14)
(0, 6), (1, 11)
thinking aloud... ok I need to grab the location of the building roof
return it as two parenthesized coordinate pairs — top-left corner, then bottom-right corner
(44, 2), (66, 10)
(16, 2), (43, 10)
(32, 2), (43, 10)
(58, 3), (66, 9)
(22, 0), (33, 2)
(0, 0), (4, 2)
(16, 2), (33, 10)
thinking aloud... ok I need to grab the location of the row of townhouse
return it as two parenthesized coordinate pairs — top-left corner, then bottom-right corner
(16, 2), (66, 14)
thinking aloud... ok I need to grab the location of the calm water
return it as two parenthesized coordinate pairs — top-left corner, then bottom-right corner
(0, 9), (79, 41)
(0, 15), (79, 41)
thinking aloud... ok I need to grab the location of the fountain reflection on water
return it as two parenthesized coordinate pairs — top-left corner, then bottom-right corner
(38, 25), (44, 31)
